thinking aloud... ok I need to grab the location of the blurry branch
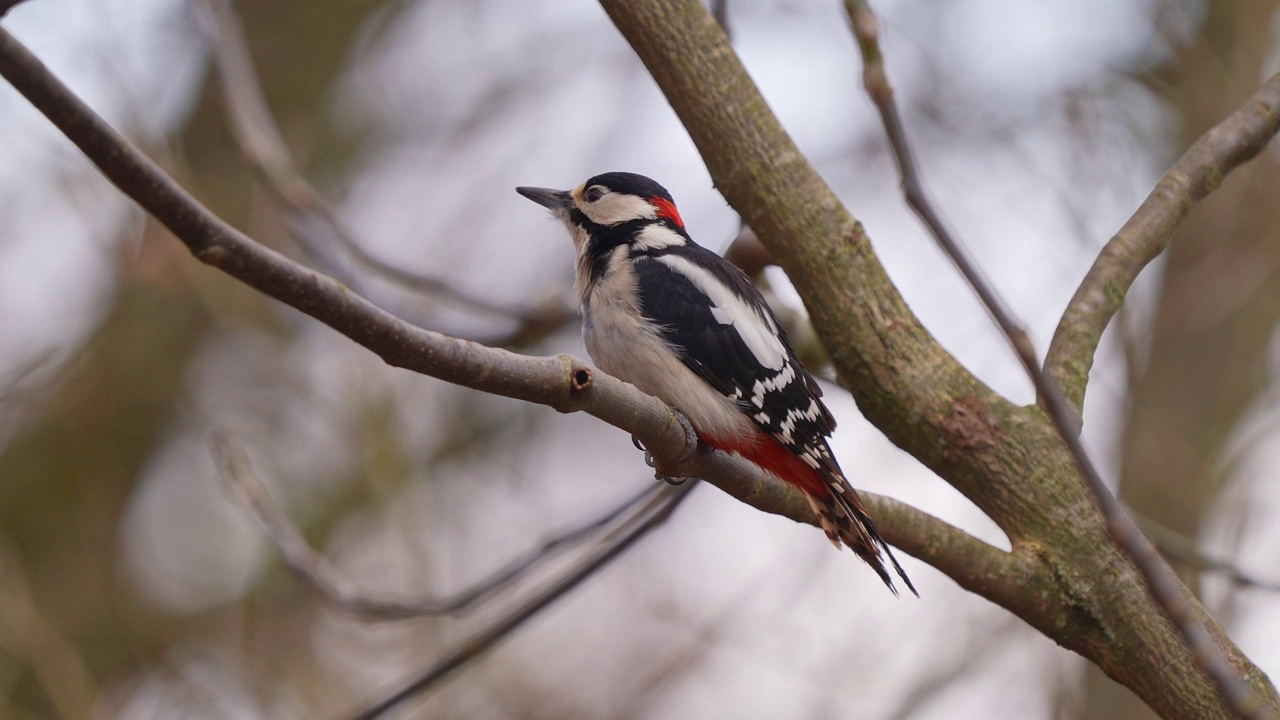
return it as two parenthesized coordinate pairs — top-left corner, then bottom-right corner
(0, 0), (27, 19)
(613, 569), (763, 719)
(0, 547), (99, 719)
(213, 431), (667, 619)
(722, 225), (773, 277)
(884, 615), (1021, 720)
(0, 26), (1012, 599)
(711, 0), (728, 37)
(845, 2), (1268, 717)
(0, 349), (57, 405)
(1136, 512), (1280, 594)
(197, 0), (576, 341)
(1046, 73), (1280, 411)
(346, 481), (699, 720)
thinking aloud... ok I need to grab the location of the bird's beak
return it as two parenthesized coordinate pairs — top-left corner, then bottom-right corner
(516, 186), (573, 211)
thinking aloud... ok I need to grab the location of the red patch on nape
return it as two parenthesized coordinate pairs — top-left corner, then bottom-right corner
(650, 196), (684, 228)
(698, 430), (831, 499)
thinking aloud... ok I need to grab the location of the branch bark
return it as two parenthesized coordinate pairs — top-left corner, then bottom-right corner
(844, 1), (1268, 716)
(1046, 73), (1280, 412)
(596, 1), (1279, 718)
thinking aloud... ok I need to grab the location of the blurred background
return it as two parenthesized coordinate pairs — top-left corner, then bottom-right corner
(0, 0), (1278, 717)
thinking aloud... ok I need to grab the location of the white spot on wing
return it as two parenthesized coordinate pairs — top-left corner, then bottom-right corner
(655, 255), (787, 370)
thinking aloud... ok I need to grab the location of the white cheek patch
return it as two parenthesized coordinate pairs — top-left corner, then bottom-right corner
(654, 255), (788, 371)
(582, 193), (658, 225)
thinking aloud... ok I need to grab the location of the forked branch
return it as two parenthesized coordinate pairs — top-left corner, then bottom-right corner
(844, 2), (1273, 717)
(1046, 74), (1280, 411)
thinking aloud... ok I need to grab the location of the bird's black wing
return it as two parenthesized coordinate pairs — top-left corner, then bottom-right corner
(631, 246), (837, 450)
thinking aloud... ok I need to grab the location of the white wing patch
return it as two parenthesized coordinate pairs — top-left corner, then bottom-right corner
(654, 255), (788, 371)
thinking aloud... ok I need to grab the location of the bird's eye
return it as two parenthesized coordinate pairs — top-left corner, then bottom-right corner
(584, 186), (605, 203)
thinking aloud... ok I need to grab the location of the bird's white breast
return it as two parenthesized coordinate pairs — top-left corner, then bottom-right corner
(580, 247), (755, 443)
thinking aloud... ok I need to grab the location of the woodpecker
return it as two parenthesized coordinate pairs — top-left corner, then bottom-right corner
(517, 172), (915, 596)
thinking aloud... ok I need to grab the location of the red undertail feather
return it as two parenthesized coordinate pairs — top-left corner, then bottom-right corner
(702, 430), (918, 597)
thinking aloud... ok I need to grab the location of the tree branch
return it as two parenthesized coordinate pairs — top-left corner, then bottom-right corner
(1046, 74), (1280, 411)
(1136, 512), (1280, 594)
(844, 2), (1269, 718)
(597, 1), (1278, 717)
(0, 27), (1011, 607)
(344, 481), (699, 720)
(197, 0), (576, 336)
(213, 432), (668, 619)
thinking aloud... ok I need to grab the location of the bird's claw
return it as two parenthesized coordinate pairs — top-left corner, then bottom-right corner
(670, 408), (698, 463)
(631, 432), (690, 486)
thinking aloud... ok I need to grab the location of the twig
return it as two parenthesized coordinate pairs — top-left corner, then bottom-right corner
(844, 2), (1270, 718)
(343, 481), (699, 720)
(1136, 512), (1280, 594)
(197, 0), (573, 329)
(0, 349), (57, 405)
(212, 433), (667, 619)
(1046, 74), (1280, 411)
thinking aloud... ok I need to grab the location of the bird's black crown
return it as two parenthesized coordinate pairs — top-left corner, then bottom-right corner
(583, 172), (676, 204)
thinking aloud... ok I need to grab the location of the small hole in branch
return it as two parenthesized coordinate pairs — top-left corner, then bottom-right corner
(571, 367), (592, 391)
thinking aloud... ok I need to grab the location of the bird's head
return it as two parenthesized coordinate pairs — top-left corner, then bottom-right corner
(517, 172), (687, 255)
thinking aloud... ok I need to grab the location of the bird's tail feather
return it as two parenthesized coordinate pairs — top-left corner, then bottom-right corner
(807, 486), (918, 598)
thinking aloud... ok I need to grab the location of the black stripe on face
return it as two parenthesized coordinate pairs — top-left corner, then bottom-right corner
(580, 218), (654, 285)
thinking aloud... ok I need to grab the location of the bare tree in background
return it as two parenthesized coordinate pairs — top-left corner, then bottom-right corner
(2, 1), (1280, 719)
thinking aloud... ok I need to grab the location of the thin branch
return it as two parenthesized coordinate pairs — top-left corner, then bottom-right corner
(212, 432), (667, 619)
(0, 25), (1014, 602)
(198, 0), (574, 330)
(344, 481), (699, 720)
(0, 349), (57, 405)
(1046, 75), (1280, 411)
(844, 2), (1270, 718)
(1136, 512), (1280, 594)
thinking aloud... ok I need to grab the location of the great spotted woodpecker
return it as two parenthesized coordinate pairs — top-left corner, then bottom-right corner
(517, 172), (915, 596)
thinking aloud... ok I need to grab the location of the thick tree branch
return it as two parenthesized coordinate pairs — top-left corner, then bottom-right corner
(1046, 73), (1280, 411)
(597, 1), (1278, 718)
(0, 28), (1012, 603)
(844, 2), (1268, 718)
